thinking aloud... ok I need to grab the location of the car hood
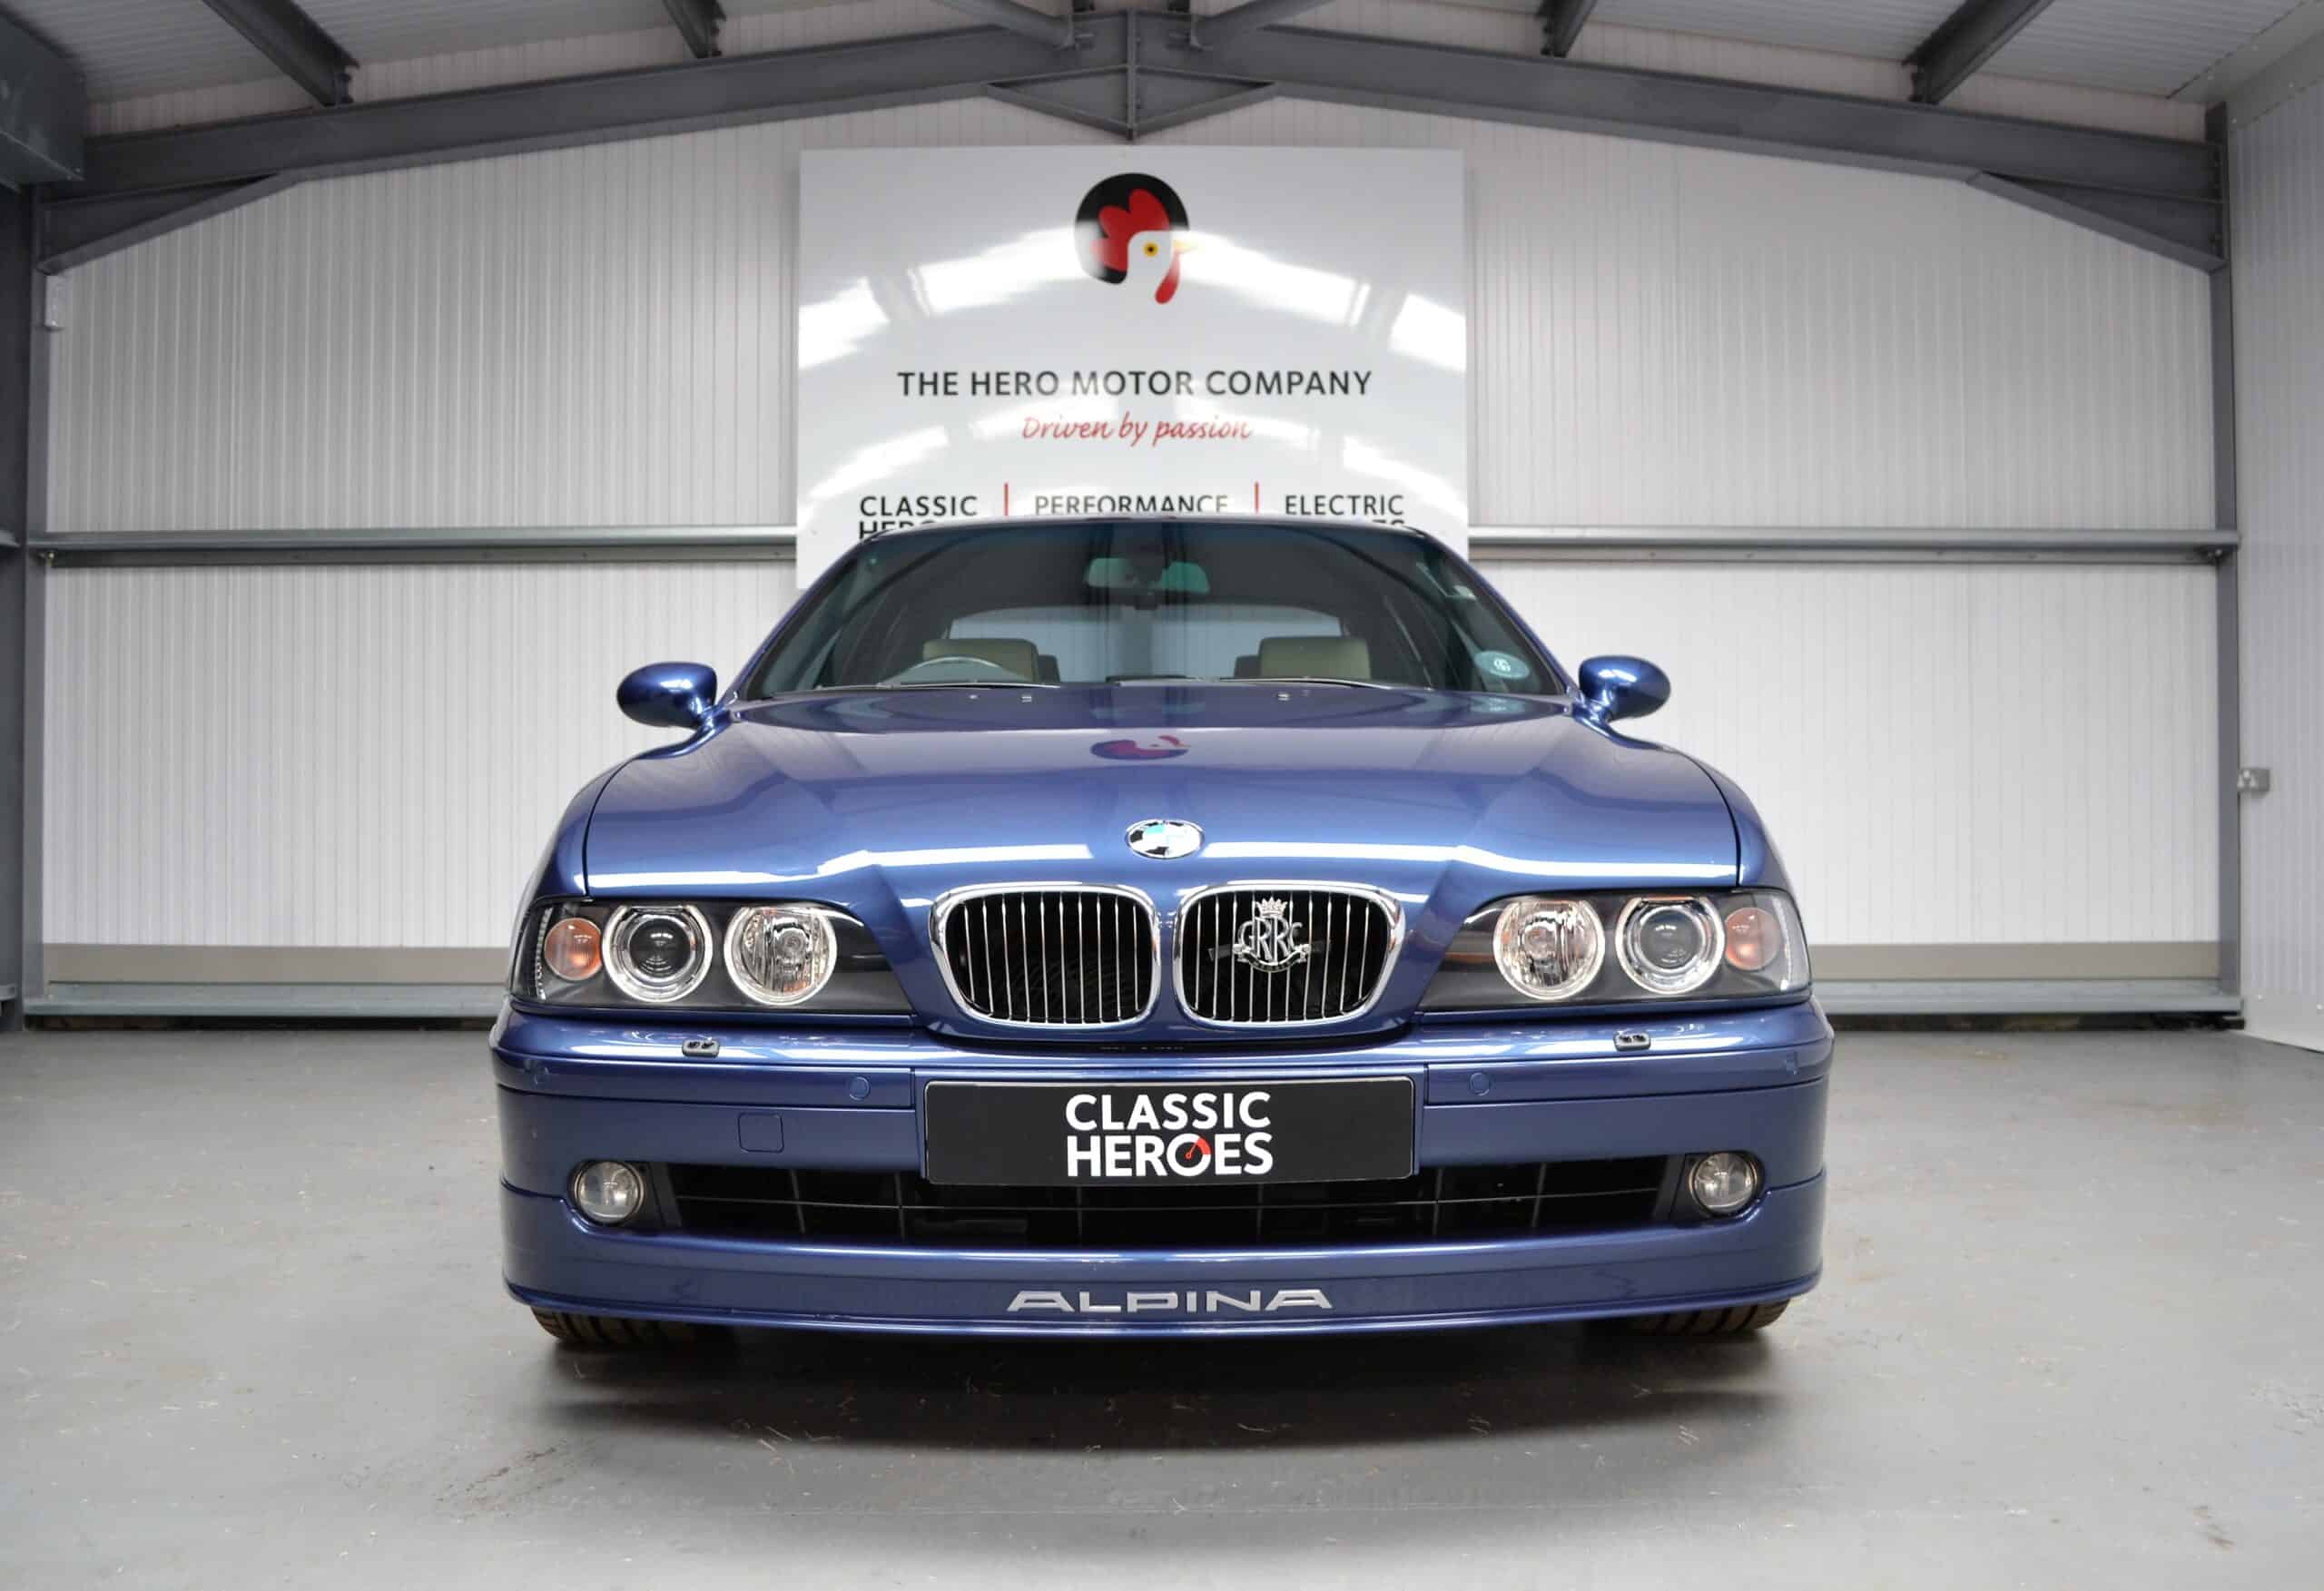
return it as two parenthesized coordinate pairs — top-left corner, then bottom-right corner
(586, 685), (1736, 938)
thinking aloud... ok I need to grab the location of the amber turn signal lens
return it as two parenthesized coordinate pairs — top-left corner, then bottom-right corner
(1723, 907), (1777, 971)
(543, 917), (603, 982)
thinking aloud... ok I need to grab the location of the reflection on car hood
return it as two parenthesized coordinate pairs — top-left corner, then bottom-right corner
(585, 686), (1738, 928)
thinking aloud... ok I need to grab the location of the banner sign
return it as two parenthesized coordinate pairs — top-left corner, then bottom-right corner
(794, 147), (1468, 583)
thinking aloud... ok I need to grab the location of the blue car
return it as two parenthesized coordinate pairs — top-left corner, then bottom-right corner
(496, 517), (1827, 1343)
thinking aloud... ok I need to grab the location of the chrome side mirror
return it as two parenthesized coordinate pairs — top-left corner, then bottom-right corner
(1575, 655), (1670, 724)
(617, 662), (718, 730)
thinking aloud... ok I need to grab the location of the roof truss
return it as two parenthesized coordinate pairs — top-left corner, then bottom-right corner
(42, 9), (2221, 271)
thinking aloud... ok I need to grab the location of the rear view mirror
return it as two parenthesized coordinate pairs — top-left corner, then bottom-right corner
(1575, 655), (1670, 724)
(617, 662), (718, 730)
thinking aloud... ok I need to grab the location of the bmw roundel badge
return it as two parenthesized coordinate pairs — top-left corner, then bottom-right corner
(1125, 819), (1203, 859)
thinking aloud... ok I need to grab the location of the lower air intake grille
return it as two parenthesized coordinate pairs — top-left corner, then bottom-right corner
(934, 887), (1157, 1026)
(1177, 885), (1401, 1025)
(663, 1158), (1672, 1249)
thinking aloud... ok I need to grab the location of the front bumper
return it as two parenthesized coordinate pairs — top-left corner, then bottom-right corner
(494, 1000), (1831, 1337)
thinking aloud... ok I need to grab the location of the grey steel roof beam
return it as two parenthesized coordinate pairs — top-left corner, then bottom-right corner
(60, 22), (1122, 199)
(1188, 0), (1334, 50)
(1142, 18), (2216, 202)
(198, 0), (357, 108)
(661, 0), (726, 59)
(931, 0), (1079, 48)
(1539, 0), (1599, 59)
(1905, 0), (2061, 106)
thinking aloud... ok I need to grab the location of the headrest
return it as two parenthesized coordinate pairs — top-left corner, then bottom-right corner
(923, 637), (1039, 678)
(1256, 635), (1372, 680)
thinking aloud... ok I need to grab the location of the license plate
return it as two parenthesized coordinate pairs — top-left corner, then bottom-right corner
(922, 1077), (1415, 1186)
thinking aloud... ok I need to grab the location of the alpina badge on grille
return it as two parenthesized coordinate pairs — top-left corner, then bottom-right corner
(1231, 898), (1310, 973)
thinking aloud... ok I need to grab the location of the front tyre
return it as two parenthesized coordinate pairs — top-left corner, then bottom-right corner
(1621, 1301), (1789, 1336)
(531, 1308), (714, 1349)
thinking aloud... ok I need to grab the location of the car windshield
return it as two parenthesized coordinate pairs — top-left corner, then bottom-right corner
(744, 520), (1561, 696)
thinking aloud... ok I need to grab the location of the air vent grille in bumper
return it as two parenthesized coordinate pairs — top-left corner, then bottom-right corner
(662, 1158), (1673, 1249)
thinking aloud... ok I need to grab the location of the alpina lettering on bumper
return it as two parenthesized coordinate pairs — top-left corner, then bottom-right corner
(1006, 1288), (1335, 1315)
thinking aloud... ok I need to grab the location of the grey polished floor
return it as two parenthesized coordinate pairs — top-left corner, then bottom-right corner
(1, 1026), (2316, 1587)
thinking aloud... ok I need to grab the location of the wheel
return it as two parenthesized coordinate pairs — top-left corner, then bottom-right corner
(1621, 1300), (1789, 1336)
(530, 1308), (713, 1349)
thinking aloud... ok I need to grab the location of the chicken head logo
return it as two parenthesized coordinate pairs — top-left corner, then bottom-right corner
(1075, 173), (1193, 305)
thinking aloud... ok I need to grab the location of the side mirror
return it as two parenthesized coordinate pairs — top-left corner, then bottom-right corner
(617, 662), (719, 730)
(1575, 655), (1670, 725)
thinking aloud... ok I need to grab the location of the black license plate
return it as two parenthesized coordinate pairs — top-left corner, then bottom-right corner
(922, 1077), (1415, 1186)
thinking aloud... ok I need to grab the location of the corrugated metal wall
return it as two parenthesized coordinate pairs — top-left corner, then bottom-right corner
(2230, 74), (2324, 1050)
(51, 104), (2214, 535)
(40, 95), (2223, 964)
(1150, 98), (2214, 529)
(44, 561), (797, 949)
(1483, 561), (2217, 950)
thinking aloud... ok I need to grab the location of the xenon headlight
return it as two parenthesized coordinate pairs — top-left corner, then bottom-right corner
(1615, 896), (1723, 996)
(604, 905), (715, 1002)
(1423, 889), (1809, 1011)
(511, 899), (908, 1013)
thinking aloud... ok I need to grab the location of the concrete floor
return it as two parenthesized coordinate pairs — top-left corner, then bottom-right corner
(1, 1028), (2317, 1587)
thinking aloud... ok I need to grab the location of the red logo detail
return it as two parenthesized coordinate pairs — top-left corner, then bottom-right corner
(1075, 173), (1191, 305)
(1091, 733), (1189, 761)
(1094, 189), (1182, 303)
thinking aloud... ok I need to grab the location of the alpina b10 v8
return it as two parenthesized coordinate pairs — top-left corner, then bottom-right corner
(496, 517), (1827, 1345)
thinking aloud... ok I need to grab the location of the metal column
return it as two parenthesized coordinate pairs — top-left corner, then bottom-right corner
(2208, 103), (2240, 1002)
(1, 189), (40, 1027)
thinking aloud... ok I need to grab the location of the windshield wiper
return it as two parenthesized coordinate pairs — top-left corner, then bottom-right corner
(824, 680), (1061, 692)
(1242, 676), (1403, 692)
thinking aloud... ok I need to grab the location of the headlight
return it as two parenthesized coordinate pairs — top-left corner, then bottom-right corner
(1491, 897), (1603, 1001)
(515, 899), (906, 1013)
(1422, 889), (1809, 1010)
(1615, 897), (1722, 995)
(725, 905), (837, 1007)
(604, 905), (714, 1002)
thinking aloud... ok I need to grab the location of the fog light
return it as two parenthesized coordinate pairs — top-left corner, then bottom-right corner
(572, 1160), (645, 1225)
(1688, 1152), (1761, 1216)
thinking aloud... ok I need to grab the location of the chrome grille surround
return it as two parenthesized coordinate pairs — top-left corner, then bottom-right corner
(1172, 881), (1405, 1027)
(931, 884), (1160, 1028)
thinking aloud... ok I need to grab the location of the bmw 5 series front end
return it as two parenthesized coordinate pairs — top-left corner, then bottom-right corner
(494, 516), (1829, 1343)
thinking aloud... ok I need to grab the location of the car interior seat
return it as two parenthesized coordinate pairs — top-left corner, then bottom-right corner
(1255, 635), (1373, 680)
(923, 637), (1040, 679)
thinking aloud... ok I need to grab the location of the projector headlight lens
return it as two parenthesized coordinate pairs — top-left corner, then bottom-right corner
(1688, 1152), (1762, 1216)
(1491, 896), (1604, 1001)
(724, 905), (837, 1007)
(571, 1160), (646, 1225)
(603, 905), (714, 1003)
(1616, 896), (1723, 995)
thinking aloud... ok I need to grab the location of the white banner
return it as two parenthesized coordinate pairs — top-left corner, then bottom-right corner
(794, 147), (1468, 583)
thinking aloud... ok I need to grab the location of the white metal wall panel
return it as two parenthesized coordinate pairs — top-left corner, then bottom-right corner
(42, 561), (798, 948)
(50, 99), (2214, 536)
(298, 0), (669, 64)
(1988, 0), (2309, 99)
(47, 100), (1108, 535)
(1150, 98), (2215, 530)
(1475, 560), (2221, 948)
(1592, 0), (1959, 63)
(4, 0), (279, 100)
(2230, 74), (2324, 1049)
(87, 78), (316, 138)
